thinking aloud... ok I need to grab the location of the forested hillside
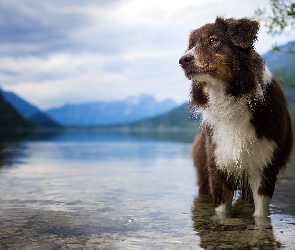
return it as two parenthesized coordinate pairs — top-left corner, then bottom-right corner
(0, 92), (32, 130)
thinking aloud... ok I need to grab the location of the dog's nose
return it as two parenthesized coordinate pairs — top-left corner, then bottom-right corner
(179, 54), (194, 66)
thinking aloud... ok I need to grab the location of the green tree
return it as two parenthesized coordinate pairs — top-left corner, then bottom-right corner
(255, 0), (295, 90)
(255, 0), (295, 35)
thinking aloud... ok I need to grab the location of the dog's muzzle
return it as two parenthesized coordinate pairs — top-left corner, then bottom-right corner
(179, 54), (194, 68)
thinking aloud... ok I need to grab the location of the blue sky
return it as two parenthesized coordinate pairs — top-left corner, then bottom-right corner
(0, 0), (293, 110)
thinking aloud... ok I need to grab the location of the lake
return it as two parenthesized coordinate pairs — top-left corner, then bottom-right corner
(0, 130), (294, 249)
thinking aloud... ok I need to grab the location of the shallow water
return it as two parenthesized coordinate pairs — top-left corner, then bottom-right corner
(0, 131), (294, 249)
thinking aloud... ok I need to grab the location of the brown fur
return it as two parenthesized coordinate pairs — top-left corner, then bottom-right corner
(191, 133), (209, 194)
(180, 17), (293, 214)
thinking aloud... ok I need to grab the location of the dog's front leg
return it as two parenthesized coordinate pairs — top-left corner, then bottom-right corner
(209, 167), (235, 213)
(252, 192), (271, 218)
(249, 176), (271, 217)
(249, 163), (281, 217)
(249, 167), (277, 217)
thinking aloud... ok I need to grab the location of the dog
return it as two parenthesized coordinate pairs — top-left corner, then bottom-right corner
(179, 17), (293, 217)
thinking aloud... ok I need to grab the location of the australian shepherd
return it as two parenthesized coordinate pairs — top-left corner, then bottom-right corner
(179, 17), (293, 217)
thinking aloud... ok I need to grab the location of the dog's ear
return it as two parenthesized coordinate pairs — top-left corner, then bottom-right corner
(216, 18), (259, 49)
(215, 17), (228, 31)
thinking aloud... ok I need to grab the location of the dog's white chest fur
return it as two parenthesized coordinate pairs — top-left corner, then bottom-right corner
(197, 75), (276, 176)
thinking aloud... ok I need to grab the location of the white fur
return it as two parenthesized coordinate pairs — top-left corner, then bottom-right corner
(185, 47), (195, 56)
(185, 46), (205, 68)
(194, 68), (276, 217)
(252, 192), (271, 217)
(249, 173), (271, 217)
(215, 193), (234, 213)
(255, 65), (272, 98)
(194, 73), (276, 177)
(263, 66), (273, 85)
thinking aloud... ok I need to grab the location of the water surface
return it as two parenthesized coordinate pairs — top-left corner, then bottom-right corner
(0, 131), (294, 249)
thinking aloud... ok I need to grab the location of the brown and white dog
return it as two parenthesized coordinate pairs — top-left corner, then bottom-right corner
(179, 17), (293, 217)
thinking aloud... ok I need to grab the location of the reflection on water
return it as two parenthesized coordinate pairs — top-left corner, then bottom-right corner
(192, 195), (278, 249)
(0, 131), (294, 249)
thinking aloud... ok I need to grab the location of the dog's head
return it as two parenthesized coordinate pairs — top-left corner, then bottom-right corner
(179, 17), (260, 96)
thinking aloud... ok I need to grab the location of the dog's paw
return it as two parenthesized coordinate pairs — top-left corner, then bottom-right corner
(215, 201), (232, 213)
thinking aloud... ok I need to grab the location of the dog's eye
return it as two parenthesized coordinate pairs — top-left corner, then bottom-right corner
(209, 37), (218, 44)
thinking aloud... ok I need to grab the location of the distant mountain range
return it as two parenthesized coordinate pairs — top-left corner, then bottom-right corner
(122, 103), (199, 130)
(0, 92), (33, 132)
(45, 95), (177, 126)
(0, 41), (295, 130)
(263, 41), (295, 74)
(262, 41), (295, 108)
(0, 89), (60, 128)
(0, 90), (178, 127)
(125, 41), (295, 130)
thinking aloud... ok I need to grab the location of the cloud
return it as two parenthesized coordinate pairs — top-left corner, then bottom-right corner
(0, 0), (293, 110)
(0, 0), (128, 56)
(1, 47), (188, 110)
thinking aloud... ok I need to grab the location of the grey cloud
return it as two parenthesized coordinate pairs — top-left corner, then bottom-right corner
(0, 0), (128, 56)
(0, 69), (19, 77)
(0, 0), (183, 59)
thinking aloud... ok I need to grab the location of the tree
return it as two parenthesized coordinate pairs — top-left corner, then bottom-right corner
(255, 0), (295, 35)
(255, 0), (295, 90)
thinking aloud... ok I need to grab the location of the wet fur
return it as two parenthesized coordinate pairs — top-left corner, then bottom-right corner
(180, 17), (293, 217)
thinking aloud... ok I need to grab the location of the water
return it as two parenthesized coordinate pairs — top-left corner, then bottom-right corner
(0, 131), (294, 249)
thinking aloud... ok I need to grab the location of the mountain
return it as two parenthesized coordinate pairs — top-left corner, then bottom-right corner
(0, 91), (32, 130)
(29, 112), (61, 128)
(0, 90), (39, 119)
(125, 103), (200, 129)
(45, 95), (177, 126)
(262, 41), (295, 105)
(116, 41), (295, 130)
(1, 41), (294, 130)
(262, 41), (295, 74)
(0, 90), (60, 128)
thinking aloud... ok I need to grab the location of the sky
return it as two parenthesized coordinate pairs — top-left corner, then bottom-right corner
(0, 0), (293, 110)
